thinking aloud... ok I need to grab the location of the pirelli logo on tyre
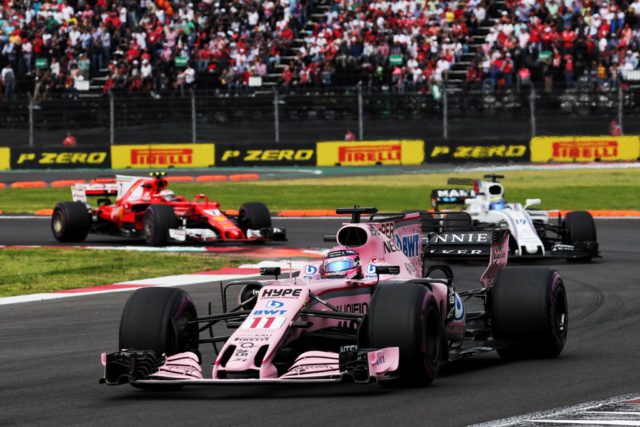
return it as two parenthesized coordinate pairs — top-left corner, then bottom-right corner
(530, 136), (640, 162)
(10, 147), (111, 169)
(316, 140), (424, 166)
(111, 144), (215, 168)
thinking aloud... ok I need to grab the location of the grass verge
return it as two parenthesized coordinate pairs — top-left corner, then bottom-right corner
(0, 248), (255, 297)
(0, 168), (638, 212)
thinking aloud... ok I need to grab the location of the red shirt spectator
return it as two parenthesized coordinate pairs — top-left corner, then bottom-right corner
(63, 133), (77, 147)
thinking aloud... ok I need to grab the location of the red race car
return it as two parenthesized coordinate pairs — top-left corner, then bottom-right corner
(51, 172), (286, 246)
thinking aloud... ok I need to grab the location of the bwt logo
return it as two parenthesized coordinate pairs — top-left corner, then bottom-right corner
(396, 233), (420, 258)
(552, 141), (618, 160)
(253, 309), (287, 315)
(262, 288), (302, 298)
(131, 148), (193, 165)
(338, 145), (401, 163)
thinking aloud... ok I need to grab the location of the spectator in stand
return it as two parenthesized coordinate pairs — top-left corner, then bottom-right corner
(344, 129), (356, 141)
(2, 64), (15, 98)
(62, 132), (77, 147)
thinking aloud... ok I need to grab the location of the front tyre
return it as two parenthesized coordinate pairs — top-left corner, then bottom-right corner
(366, 282), (443, 386)
(490, 267), (568, 359)
(564, 211), (597, 261)
(238, 202), (272, 233)
(143, 205), (177, 246)
(119, 287), (199, 390)
(51, 201), (90, 242)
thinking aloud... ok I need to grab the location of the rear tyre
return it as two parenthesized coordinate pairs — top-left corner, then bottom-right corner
(119, 287), (199, 390)
(238, 202), (272, 232)
(143, 205), (177, 246)
(366, 282), (443, 386)
(490, 268), (568, 359)
(51, 202), (90, 242)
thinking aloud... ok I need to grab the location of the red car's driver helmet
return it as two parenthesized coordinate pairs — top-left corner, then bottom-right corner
(321, 246), (362, 279)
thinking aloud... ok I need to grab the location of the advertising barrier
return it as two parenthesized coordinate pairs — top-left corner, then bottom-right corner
(0, 147), (10, 170)
(216, 143), (315, 166)
(10, 146), (111, 169)
(425, 141), (529, 162)
(530, 136), (640, 162)
(111, 144), (215, 169)
(316, 140), (424, 166)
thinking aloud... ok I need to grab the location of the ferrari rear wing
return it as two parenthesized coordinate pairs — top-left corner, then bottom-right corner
(71, 183), (119, 203)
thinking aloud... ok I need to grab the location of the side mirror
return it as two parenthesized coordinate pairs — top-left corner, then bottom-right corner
(260, 267), (281, 279)
(524, 198), (541, 209)
(374, 265), (400, 275)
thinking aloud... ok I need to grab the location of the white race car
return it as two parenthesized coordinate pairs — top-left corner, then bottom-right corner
(430, 175), (599, 261)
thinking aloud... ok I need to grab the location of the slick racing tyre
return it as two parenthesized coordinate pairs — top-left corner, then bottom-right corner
(366, 282), (443, 386)
(238, 202), (272, 232)
(143, 205), (177, 246)
(564, 211), (597, 243)
(564, 211), (597, 261)
(51, 201), (90, 242)
(490, 267), (568, 359)
(119, 287), (199, 390)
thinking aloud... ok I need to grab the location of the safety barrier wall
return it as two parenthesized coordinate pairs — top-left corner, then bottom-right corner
(424, 140), (530, 163)
(0, 148), (10, 170)
(215, 143), (316, 166)
(0, 137), (639, 171)
(316, 140), (424, 166)
(530, 136), (640, 163)
(9, 146), (112, 169)
(111, 144), (215, 169)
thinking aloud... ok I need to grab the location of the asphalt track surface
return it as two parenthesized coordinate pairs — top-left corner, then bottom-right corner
(1, 217), (639, 426)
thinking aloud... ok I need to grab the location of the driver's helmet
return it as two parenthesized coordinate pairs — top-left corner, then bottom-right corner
(489, 196), (506, 211)
(160, 189), (176, 202)
(321, 246), (362, 279)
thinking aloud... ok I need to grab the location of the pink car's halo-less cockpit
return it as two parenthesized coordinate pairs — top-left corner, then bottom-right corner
(101, 207), (569, 389)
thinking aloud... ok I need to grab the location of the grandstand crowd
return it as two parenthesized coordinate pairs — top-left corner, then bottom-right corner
(0, 0), (639, 99)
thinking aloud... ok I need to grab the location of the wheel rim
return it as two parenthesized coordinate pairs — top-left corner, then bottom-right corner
(52, 211), (63, 233)
(554, 289), (568, 340)
(144, 213), (155, 239)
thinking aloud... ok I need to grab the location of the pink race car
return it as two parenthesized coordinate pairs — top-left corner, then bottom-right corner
(101, 208), (568, 389)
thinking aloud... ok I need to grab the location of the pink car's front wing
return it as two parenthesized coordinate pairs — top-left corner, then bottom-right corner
(101, 347), (399, 386)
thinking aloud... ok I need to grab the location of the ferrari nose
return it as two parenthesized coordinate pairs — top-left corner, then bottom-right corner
(226, 230), (242, 239)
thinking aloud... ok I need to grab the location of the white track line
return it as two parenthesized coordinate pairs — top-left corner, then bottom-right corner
(0, 273), (258, 306)
(471, 393), (640, 427)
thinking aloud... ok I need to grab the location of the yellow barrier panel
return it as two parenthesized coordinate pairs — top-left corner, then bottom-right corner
(111, 144), (215, 169)
(316, 140), (424, 166)
(530, 136), (640, 162)
(0, 147), (10, 170)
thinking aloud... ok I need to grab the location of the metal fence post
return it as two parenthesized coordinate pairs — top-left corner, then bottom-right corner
(618, 84), (624, 134)
(442, 83), (448, 140)
(530, 85), (536, 137)
(191, 88), (197, 143)
(109, 90), (115, 145)
(273, 87), (280, 143)
(27, 93), (34, 147)
(357, 82), (364, 140)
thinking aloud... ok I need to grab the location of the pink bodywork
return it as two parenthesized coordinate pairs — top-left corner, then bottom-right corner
(120, 215), (508, 385)
(204, 214), (448, 382)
